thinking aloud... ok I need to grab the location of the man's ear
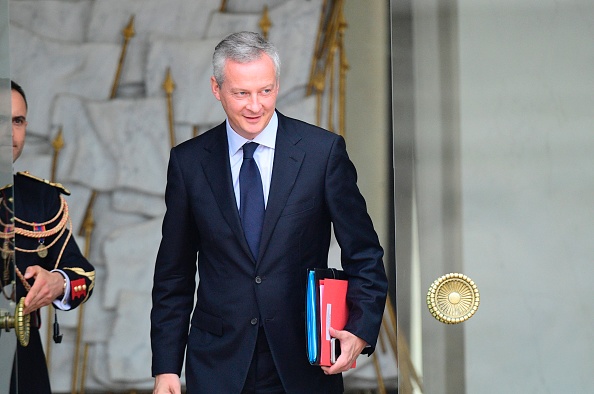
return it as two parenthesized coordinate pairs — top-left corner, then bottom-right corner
(210, 76), (221, 101)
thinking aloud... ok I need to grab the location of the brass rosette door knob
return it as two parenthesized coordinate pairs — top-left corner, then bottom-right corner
(0, 297), (30, 346)
(426, 273), (480, 324)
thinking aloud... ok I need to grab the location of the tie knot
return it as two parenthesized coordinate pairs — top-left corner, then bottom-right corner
(243, 142), (259, 159)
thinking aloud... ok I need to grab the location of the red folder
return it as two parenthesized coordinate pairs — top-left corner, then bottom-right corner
(318, 278), (356, 367)
(306, 268), (358, 367)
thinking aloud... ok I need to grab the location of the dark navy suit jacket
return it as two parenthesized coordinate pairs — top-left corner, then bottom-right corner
(151, 112), (387, 393)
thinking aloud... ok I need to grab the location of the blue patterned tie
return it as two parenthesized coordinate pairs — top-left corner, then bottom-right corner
(240, 142), (265, 259)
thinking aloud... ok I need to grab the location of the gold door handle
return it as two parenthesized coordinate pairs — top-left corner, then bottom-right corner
(427, 273), (480, 324)
(0, 297), (30, 346)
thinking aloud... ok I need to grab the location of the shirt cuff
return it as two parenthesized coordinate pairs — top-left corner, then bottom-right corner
(51, 269), (72, 310)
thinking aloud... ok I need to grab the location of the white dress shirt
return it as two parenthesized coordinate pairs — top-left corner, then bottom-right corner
(226, 111), (278, 209)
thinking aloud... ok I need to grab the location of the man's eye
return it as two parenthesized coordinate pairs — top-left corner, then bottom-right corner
(13, 116), (26, 125)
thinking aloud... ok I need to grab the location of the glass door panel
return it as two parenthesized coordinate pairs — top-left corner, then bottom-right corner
(1, 0), (17, 392)
(392, 1), (594, 393)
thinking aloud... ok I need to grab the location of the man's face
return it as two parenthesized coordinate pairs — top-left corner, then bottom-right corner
(12, 89), (27, 162)
(211, 54), (279, 140)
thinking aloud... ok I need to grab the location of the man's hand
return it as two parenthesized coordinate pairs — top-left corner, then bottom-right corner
(321, 327), (367, 375)
(23, 266), (64, 314)
(153, 373), (181, 394)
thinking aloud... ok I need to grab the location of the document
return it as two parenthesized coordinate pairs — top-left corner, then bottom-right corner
(306, 268), (356, 367)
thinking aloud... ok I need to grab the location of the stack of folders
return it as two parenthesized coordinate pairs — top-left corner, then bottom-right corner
(306, 268), (356, 368)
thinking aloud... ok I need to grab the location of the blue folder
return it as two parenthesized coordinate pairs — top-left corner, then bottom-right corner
(305, 268), (348, 365)
(306, 270), (318, 364)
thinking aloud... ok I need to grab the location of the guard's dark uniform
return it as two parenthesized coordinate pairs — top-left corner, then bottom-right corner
(0, 172), (95, 393)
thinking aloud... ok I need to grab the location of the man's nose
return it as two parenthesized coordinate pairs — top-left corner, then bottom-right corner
(246, 94), (262, 112)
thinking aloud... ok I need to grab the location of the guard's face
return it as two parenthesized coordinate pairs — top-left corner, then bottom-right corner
(211, 54), (279, 140)
(12, 89), (27, 162)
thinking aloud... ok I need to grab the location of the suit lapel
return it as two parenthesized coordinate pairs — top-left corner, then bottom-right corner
(258, 115), (305, 262)
(201, 124), (254, 260)
(200, 115), (306, 263)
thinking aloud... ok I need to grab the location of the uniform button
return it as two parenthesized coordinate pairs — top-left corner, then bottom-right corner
(255, 276), (262, 284)
(250, 318), (258, 325)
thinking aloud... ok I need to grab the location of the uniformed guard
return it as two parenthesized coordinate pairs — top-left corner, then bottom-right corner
(0, 81), (95, 394)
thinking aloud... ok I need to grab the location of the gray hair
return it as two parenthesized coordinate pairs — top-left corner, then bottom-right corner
(212, 31), (281, 86)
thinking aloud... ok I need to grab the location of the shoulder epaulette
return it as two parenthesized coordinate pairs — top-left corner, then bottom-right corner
(17, 171), (71, 195)
(0, 183), (13, 192)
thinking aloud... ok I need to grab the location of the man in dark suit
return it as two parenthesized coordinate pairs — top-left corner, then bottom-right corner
(1, 81), (95, 393)
(151, 32), (388, 393)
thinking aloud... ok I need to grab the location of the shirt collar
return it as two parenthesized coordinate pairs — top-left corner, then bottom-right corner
(227, 111), (278, 156)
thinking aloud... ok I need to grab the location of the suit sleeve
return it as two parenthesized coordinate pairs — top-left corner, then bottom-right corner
(324, 135), (388, 352)
(151, 149), (199, 376)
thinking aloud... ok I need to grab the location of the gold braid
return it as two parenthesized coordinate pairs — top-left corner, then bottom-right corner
(13, 196), (68, 237)
(1, 196), (72, 292)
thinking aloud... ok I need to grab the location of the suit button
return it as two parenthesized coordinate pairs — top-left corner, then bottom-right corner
(255, 276), (262, 284)
(250, 318), (258, 325)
